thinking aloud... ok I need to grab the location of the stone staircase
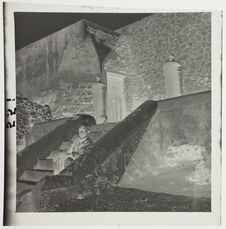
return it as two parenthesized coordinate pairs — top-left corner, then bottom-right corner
(16, 100), (158, 212)
(16, 122), (117, 195)
(88, 122), (117, 142)
(33, 159), (54, 171)
(17, 160), (54, 194)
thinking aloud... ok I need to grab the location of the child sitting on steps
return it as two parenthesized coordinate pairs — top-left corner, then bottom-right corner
(64, 123), (93, 168)
(50, 123), (92, 175)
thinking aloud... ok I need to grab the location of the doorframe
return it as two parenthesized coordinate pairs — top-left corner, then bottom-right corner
(106, 71), (127, 122)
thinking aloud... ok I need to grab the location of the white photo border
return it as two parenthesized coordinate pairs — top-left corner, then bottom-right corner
(2, 1), (222, 226)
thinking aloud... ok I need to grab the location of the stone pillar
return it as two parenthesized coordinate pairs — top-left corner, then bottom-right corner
(91, 83), (106, 123)
(163, 59), (182, 98)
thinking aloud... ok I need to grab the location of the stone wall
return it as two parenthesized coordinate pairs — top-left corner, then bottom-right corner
(104, 13), (211, 114)
(16, 20), (121, 120)
(17, 96), (52, 152)
(119, 91), (211, 198)
(16, 20), (100, 119)
(33, 80), (94, 119)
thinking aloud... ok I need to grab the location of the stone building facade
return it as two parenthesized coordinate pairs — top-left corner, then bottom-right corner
(16, 13), (211, 123)
(104, 13), (211, 116)
(16, 20), (119, 120)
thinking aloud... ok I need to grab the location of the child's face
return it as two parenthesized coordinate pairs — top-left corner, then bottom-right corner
(78, 126), (89, 139)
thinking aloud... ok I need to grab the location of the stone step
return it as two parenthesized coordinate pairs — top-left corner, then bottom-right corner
(90, 122), (117, 132)
(18, 169), (53, 183)
(88, 131), (108, 143)
(33, 159), (54, 171)
(88, 122), (118, 143)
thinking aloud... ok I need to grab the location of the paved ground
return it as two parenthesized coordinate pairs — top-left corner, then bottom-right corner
(52, 186), (211, 212)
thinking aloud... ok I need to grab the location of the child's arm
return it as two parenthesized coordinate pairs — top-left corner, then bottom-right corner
(76, 138), (93, 156)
